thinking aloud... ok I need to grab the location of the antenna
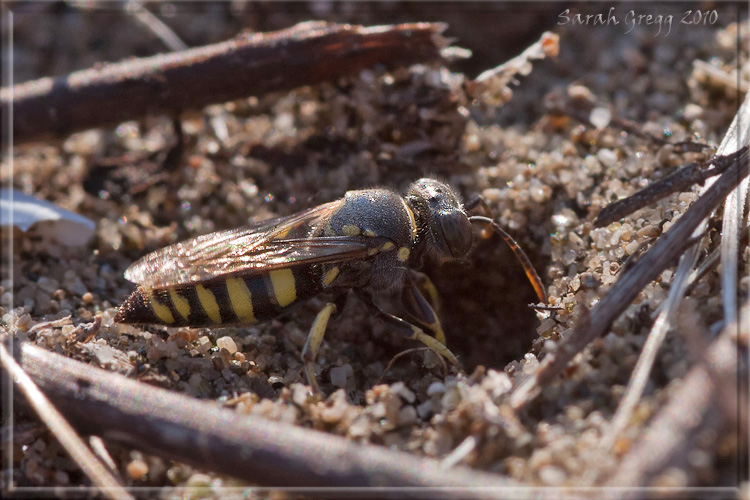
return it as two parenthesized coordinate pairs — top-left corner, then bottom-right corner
(468, 215), (547, 304)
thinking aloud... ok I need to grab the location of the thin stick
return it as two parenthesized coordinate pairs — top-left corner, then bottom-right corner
(1, 337), (133, 500)
(718, 94), (750, 329)
(15, 341), (525, 496)
(441, 435), (478, 469)
(3, 22), (448, 143)
(599, 247), (701, 453)
(88, 436), (122, 481)
(594, 147), (748, 227)
(126, 1), (188, 52)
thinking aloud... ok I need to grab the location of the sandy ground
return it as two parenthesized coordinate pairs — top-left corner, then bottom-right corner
(3, 1), (748, 496)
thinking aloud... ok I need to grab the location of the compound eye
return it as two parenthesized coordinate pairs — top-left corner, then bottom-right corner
(440, 210), (473, 258)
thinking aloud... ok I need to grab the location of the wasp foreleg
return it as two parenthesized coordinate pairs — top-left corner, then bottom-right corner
(354, 289), (458, 366)
(401, 273), (446, 345)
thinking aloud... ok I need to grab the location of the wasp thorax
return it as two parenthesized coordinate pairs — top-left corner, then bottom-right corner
(407, 179), (473, 261)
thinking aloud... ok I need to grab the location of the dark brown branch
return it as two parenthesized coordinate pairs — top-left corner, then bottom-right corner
(3, 21), (448, 143)
(510, 144), (750, 409)
(595, 147), (749, 227)
(14, 342), (523, 497)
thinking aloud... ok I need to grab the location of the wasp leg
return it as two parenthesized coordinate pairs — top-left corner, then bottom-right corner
(354, 289), (458, 366)
(410, 271), (441, 312)
(302, 302), (337, 393)
(402, 273), (446, 345)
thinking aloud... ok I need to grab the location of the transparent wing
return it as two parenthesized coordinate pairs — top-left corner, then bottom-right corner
(123, 200), (379, 289)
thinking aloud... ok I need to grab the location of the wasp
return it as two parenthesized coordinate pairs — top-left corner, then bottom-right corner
(115, 178), (546, 392)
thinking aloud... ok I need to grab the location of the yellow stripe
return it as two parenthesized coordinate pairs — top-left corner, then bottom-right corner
(323, 266), (340, 287)
(342, 224), (361, 236)
(147, 288), (175, 324)
(169, 289), (191, 321)
(195, 284), (222, 324)
(226, 278), (257, 323)
(403, 200), (418, 242)
(269, 269), (297, 307)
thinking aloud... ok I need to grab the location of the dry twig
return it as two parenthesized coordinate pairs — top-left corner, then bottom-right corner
(594, 147), (748, 227)
(719, 93), (750, 328)
(15, 341), (528, 497)
(465, 31), (559, 107)
(1, 337), (133, 500)
(125, 0), (188, 52)
(3, 21), (449, 143)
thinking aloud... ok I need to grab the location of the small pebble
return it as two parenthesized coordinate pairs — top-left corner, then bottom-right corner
(398, 405), (418, 426)
(426, 381), (446, 397)
(292, 383), (310, 406)
(186, 473), (212, 487)
(35, 277), (58, 294)
(596, 149), (618, 169)
(330, 364), (352, 388)
(391, 381), (416, 404)
(216, 336), (238, 354)
(539, 465), (566, 486)
(127, 459), (149, 481)
(589, 107), (612, 129)
(651, 468), (689, 487)
(522, 353), (539, 374)
(417, 400), (434, 419)
(683, 103), (703, 121)
(319, 405), (346, 424)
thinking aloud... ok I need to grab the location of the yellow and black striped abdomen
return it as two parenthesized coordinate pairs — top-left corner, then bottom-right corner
(115, 265), (324, 327)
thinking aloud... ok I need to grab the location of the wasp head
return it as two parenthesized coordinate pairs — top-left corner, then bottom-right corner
(407, 179), (473, 262)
